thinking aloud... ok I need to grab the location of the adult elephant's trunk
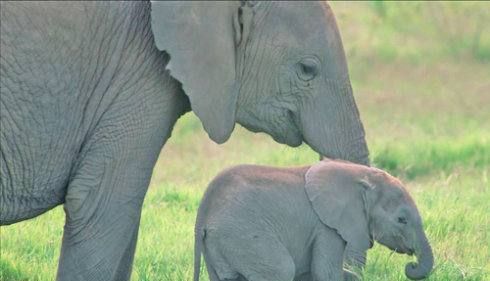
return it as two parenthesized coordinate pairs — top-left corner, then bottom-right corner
(300, 79), (370, 167)
(405, 229), (434, 280)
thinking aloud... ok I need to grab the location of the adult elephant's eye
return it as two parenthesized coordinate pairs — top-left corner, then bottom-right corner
(398, 217), (408, 224)
(296, 57), (320, 82)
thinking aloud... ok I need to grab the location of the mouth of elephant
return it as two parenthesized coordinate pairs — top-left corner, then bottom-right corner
(239, 122), (303, 148)
(271, 132), (303, 147)
(390, 245), (415, 256)
(405, 247), (415, 256)
(263, 110), (304, 147)
(236, 109), (303, 147)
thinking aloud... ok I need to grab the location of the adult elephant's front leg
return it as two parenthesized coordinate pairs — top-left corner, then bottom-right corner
(56, 97), (175, 281)
(57, 155), (147, 281)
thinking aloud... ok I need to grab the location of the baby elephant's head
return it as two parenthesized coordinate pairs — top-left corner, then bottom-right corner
(363, 168), (434, 280)
(305, 160), (433, 280)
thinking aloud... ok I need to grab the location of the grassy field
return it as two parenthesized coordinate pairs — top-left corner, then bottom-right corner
(1, 2), (489, 281)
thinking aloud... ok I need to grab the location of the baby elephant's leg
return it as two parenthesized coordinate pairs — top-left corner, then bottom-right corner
(311, 227), (346, 281)
(343, 270), (361, 281)
(343, 246), (367, 281)
(214, 231), (296, 281)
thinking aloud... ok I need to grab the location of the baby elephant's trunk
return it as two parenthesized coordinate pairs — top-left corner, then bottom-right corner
(405, 229), (434, 280)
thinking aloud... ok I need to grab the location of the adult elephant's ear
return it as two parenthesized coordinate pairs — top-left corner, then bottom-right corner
(150, 1), (244, 143)
(305, 160), (373, 255)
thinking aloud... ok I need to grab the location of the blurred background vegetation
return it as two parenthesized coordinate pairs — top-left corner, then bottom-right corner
(346, 1), (490, 63)
(1, 2), (489, 280)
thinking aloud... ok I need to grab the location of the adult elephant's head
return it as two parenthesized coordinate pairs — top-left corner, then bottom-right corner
(151, 1), (369, 165)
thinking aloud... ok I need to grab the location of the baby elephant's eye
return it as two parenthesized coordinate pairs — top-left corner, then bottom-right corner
(398, 217), (408, 224)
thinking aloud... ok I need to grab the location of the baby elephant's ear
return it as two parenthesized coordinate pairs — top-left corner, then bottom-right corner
(305, 161), (372, 253)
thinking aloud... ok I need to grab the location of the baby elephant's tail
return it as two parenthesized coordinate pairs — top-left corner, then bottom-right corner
(194, 226), (204, 281)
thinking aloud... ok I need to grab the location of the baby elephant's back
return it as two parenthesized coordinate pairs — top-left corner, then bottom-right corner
(198, 164), (317, 233)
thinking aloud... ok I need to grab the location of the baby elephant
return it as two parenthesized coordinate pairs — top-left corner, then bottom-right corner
(194, 159), (433, 281)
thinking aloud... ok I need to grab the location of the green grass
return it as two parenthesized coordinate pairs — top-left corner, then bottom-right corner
(2, 2), (490, 281)
(1, 168), (489, 281)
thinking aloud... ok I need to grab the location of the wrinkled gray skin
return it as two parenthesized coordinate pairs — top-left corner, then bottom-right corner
(1, 1), (369, 280)
(195, 160), (433, 281)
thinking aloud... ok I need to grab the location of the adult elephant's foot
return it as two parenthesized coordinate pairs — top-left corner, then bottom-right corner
(57, 217), (140, 281)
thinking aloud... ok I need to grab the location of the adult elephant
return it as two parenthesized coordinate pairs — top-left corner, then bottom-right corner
(0, 1), (369, 280)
